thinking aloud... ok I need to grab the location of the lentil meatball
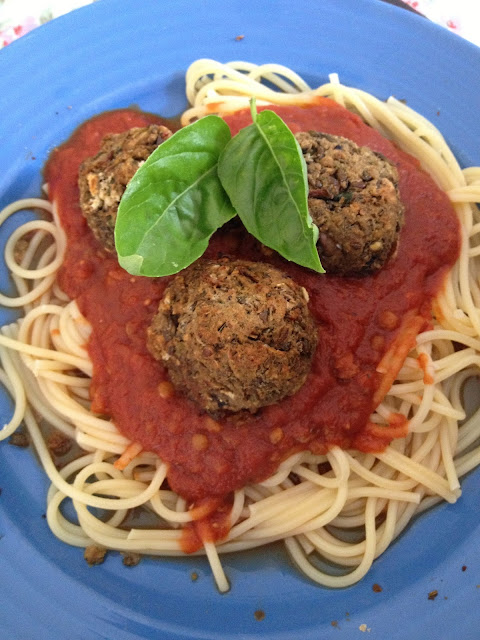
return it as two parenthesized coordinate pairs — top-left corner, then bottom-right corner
(78, 124), (172, 252)
(147, 259), (318, 414)
(296, 131), (404, 275)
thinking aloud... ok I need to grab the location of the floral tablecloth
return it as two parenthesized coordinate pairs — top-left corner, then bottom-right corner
(0, 0), (479, 48)
(0, 0), (97, 47)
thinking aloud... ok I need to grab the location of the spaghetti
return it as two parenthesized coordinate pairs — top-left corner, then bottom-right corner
(1, 60), (479, 591)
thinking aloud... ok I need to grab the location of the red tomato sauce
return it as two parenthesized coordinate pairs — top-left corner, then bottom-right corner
(45, 101), (460, 517)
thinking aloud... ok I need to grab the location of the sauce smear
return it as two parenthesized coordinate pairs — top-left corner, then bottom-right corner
(45, 101), (460, 511)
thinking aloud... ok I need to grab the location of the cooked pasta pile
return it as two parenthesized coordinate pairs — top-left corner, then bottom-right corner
(1, 60), (479, 591)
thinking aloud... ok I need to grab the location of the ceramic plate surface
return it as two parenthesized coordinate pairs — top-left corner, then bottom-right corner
(0, 1), (479, 638)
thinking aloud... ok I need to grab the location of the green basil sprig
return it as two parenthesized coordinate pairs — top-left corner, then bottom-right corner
(115, 102), (324, 276)
(115, 115), (236, 277)
(218, 100), (323, 273)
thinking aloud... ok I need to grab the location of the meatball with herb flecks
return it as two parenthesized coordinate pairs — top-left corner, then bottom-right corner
(78, 124), (172, 252)
(296, 131), (404, 275)
(147, 259), (318, 415)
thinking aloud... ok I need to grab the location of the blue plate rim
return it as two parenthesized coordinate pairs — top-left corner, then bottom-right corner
(0, 1), (479, 639)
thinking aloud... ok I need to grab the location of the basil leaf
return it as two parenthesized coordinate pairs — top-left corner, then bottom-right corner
(115, 115), (236, 277)
(218, 102), (324, 273)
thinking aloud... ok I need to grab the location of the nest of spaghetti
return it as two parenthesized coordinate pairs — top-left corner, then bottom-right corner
(0, 60), (479, 595)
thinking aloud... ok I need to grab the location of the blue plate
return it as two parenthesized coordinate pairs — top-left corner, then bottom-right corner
(0, 1), (479, 638)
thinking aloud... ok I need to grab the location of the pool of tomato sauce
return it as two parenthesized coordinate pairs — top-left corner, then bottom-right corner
(44, 100), (460, 551)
